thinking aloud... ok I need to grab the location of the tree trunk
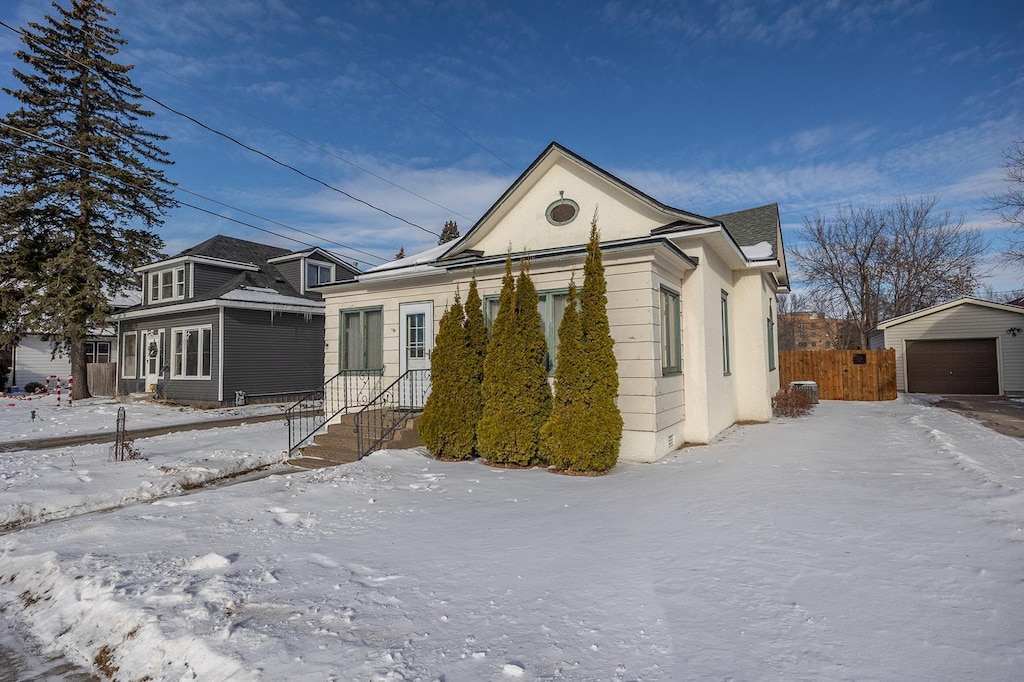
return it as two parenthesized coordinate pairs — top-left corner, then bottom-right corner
(68, 334), (92, 400)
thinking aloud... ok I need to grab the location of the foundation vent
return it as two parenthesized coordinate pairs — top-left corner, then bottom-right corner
(668, 434), (675, 448)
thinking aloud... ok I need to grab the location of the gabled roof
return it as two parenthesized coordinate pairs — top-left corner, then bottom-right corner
(437, 141), (717, 264)
(876, 297), (1024, 329)
(177, 235), (291, 264)
(713, 203), (780, 250)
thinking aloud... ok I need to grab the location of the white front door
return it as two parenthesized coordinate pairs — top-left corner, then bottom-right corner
(399, 302), (433, 408)
(143, 330), (163, 392)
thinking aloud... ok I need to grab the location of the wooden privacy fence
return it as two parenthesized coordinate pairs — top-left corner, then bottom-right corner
(779, 349), (897, 401)
(86, 362), (116, 396)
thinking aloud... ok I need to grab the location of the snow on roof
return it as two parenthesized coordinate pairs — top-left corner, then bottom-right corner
(740, 241), (774, 261)
(365, 242), (450, 273)
(219, 286), (322, 307)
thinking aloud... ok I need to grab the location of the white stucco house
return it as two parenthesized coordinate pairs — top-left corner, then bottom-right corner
(318, 142), (790, 462)
(870, 297), (1024, 395)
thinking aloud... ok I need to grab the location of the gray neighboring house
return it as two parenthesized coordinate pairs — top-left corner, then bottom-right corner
(870, 297), (1024, 395)
(111, 235), (358, 405)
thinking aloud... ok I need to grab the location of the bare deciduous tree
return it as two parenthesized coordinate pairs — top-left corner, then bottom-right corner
(792, 196), (986, 348)
(989, 139), (1024, 265)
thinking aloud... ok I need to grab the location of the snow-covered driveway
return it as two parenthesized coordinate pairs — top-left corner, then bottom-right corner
(1, 397), (1022, 681)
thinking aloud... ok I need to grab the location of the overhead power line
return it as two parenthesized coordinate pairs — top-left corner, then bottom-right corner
(0, 123), (389, 266)
(279, 0), (515, 170)
(142, 93), (440, 238)
(116, 46), (474, 222)
(0, 17), (441, 240)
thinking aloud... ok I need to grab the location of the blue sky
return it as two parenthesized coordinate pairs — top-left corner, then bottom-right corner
(1, 0), (1022, 293)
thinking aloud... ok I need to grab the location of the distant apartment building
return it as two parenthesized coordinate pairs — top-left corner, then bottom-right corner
(780, 311), (848, 350)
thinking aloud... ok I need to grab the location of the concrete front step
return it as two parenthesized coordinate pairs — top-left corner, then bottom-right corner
(289, 414), (422, 469)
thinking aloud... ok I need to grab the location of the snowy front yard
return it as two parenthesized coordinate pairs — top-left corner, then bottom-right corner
(1, 397), (1023, 681)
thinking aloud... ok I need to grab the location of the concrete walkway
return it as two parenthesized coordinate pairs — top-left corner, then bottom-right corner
(0, 412), (289, 453)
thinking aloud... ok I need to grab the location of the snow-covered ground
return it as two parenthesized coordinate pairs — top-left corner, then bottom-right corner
(1, 397), (1023, 681)
(0, 392), (288, 442)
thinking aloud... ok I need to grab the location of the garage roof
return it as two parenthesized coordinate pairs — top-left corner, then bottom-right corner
(876, 297), (1024, 329)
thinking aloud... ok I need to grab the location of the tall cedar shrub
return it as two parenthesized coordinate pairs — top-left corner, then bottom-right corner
(539, 281), (590, 469)
(513, 262), (553, 462)
(418, 292), (477, 459)
(477, 255), (551, 466)
(464, 276), (488, 453)
(0, 0), (175, 399)
(576, 219), (623, 471)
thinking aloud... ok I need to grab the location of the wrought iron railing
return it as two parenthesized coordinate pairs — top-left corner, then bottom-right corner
(285, 369), (384, 453)
(354, 369), (431, 457)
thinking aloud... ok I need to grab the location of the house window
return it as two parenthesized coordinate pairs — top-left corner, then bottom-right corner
(721, 291), (731, 375)
(661, 287), (681, 375)
(406, 313), (426, 359)
(122, 332), (138, 379)
(150, 267), (185, 303)
(484, 290), (568, 373)
(341, 307), (383, 371)
(767, 303), (776, 371)
(84, 341), (111, 364)
(171, 326), (212, 379)
(306, 261), (334, 288)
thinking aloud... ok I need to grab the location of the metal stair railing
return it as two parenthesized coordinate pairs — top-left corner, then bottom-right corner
(285, 369), (384, 454)
(354, 368), (431, 457)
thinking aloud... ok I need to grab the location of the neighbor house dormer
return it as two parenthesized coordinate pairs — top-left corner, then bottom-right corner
(137, 254), (260, 306)
(267, 247), (360, 297)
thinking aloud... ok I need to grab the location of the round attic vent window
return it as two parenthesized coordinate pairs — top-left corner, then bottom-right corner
(546, 197), (579, 226)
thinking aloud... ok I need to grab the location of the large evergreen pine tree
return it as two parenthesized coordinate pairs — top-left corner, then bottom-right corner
(0, 0), (175, 399)
(417, 292), (476, 460)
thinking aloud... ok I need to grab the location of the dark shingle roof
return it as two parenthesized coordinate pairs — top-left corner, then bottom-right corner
(177, 235), (291, 264)
(713, 203), (780, 250)
(175, 235), (307, 302)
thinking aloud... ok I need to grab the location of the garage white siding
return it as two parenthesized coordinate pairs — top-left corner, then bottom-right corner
(878, 300), (1024, 395)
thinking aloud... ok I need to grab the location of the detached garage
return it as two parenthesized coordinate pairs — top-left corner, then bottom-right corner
(872, 298), (1024, 396)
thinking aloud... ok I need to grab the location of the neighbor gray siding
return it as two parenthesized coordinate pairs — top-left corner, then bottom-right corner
(118, 309), (220, 403)
(274, 259), (302, 294)
(191, 263), (238, 299)
(880, 303), (1024, 394)
(221, 308), (325, 398)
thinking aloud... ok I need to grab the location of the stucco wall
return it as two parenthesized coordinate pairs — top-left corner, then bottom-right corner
(880, 303), (1024, 394)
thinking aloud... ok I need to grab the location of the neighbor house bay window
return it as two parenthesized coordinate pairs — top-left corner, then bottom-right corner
(171, 326), (212, 379)
(661, 287), (681, 375)
(150, 266), (185, 303)
(341, 307), (383, 370)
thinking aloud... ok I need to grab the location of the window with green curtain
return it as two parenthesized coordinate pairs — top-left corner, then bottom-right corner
(661, 287), (681, 375)
(341, 307), (383, 370)
(767, 302), (776, 371)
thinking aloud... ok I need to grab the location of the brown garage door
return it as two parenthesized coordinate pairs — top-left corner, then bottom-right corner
(906, 339), (998, 394)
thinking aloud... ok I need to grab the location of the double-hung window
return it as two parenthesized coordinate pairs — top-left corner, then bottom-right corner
(150, 267), (185, 303)
(84, 341), (111, 364)
(484, 290), (568, 373)
(660, 287), (681, 375)
(341, 307), (383, 371)
(721, 291), (731, 375)
(171, 326), (212, 379)
(121, 332), (138, 379)
(306, 261), (334, 289)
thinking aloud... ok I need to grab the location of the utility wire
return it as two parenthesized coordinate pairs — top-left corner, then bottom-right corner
(0, 17), (441, 239)
(115, 46), (474, 222)
(279, 0), (515, 170)
(0, 123), (389, 265)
